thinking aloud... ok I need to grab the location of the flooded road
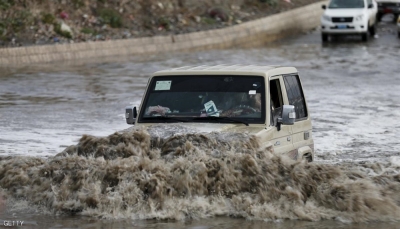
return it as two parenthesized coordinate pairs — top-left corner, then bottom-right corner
(1, 17), (400, 228)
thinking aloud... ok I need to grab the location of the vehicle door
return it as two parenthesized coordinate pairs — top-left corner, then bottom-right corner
(282, 74), (313, 161)
(268, 76), (293, 155)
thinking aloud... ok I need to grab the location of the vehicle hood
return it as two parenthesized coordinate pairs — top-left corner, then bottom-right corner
(324, 8), (366, 17)
(133, 122), (265, 136)
(118, 123), (267, 155)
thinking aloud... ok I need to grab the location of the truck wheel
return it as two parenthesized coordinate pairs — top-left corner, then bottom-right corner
(361, 33), (368, 42)
(369, 21), (376, 36)
(321, 33), (328, 42)
(393, 14), (399, 23)
(376, 12), (383, 22)
(302, 153), (313, 162)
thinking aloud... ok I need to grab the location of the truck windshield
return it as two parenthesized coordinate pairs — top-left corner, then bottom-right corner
(138, 75), (266, 124)
(328, 0), (365, 9)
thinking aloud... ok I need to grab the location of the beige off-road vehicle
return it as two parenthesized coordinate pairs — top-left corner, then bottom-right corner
(125, 65), (314, 162)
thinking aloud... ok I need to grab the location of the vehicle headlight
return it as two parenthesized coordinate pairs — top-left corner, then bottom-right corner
(322, 14), (331, 21)
(355, 14), (364, 21)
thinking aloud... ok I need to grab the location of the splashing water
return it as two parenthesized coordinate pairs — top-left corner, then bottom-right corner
(1, 124), (400, 223)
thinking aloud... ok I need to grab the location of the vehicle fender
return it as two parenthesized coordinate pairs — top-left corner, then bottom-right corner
(297, 146), (313, 161)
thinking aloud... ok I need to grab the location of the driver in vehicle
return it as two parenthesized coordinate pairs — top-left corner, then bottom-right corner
(219, 93), (261, 117)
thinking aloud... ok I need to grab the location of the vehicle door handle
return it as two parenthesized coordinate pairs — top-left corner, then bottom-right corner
(287, 136), (291, 141)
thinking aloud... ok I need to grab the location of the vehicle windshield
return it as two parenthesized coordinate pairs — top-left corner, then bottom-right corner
(328, 0), (365, 8)
(138, 75), (266, 124)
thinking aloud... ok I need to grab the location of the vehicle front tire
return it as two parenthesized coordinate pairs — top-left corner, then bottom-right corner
(376, 12), (383, 22)
(361, 32), (368, 42)
(393, 14), (399, 23)
(321, 33), (328, 42)
(369, 21), (376, 36)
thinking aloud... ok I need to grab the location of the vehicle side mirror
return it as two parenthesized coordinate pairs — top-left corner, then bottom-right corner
(322, 5), (326, 10)
(277, 105), (295, 131)
(368, 3), (373, 8)
(125, 106), (137, 125)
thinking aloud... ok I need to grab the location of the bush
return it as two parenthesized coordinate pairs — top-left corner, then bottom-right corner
(81, 27), (94, 34)
(244, 0), (278, 6)
(71, 0), (84, 9)
(6, 9), (32, 33)
(0, 0), (15, 11)
(41, 13), (56, 24)
(0, 21), (5, 39)
(98, 8), (123, 28)
(258, 0), (278, 5)
(157, 17), (171, 30)
(202, 17), (216, 25)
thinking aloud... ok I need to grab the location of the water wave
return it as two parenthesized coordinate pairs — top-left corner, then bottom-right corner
(1, 124), (400, 222)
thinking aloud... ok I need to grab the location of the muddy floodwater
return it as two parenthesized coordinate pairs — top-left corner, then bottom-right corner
(1, 18), (400, 228)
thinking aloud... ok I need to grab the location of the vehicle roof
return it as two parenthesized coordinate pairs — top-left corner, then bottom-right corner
(153, 65), (298, 76)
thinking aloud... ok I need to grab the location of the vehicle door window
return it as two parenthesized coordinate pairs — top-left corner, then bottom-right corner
(283, 74), (307, 121)
(270, 79), (283, 126)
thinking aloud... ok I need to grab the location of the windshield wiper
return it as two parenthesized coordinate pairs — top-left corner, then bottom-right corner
(143, 116), (189, 123)
(192, 116), (249, 126)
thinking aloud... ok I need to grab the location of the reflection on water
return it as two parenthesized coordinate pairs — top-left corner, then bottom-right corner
(0, 24), (400, 228)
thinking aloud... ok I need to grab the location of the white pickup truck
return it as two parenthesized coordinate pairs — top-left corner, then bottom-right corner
(125, 65), (315, 162)
(320, 0), (378, 42)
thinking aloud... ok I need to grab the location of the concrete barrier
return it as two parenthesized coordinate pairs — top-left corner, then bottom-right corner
(0, 1), (327, 66)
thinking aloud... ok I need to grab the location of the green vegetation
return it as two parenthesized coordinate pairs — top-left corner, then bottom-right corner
(0, 22), (5, 40)
(245, 0), (278, 8)
(259, 0), (278, 6)
(41, 13), (56, 24)
(0, 0), (15, 11)
(202, 17), (216, 25)
(81, 27), (95, 34)
(157, 17), (171, 30)
(0, 9), (32, 40)
(97, 8), (123, 28)
(0, 1), (32, 40)
(12, 10), (31, 32)
(71, 0), (85, 9)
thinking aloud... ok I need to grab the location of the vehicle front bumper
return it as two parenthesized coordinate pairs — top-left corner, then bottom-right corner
(377, 2), (400, 14)
(321, 19), (368, 35)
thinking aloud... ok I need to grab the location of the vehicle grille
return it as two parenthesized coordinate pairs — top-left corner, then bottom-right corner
(332, 17), (353, 23)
